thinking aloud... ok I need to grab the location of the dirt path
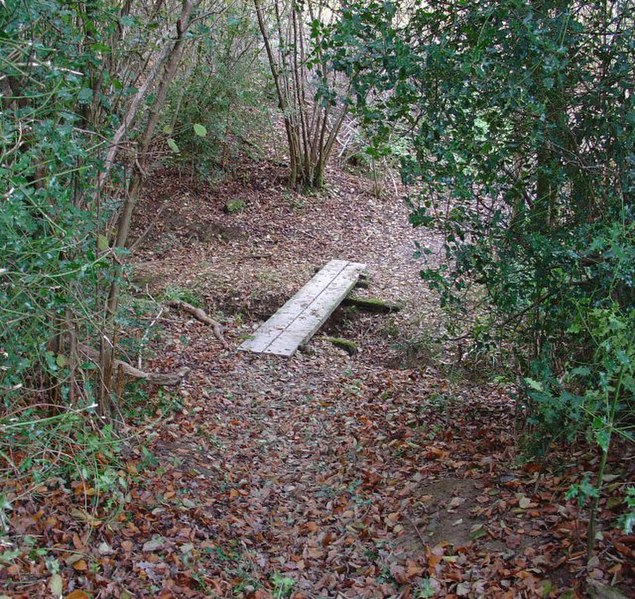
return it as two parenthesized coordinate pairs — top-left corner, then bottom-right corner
(131, 163), (439, 330)
(138, 349), (521, 597)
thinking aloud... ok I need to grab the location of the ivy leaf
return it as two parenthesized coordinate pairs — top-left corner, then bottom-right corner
(0, 494), (12, 512)
(77, 88), (93, 104)
(97, 234), (109, 251)
(120, 15), (136, 27)
(193, 123), (207, 137)
(524, 378), (544, 392)
(594, 428), (611, 453)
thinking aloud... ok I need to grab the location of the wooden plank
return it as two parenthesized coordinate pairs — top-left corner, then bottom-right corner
(240, 260), (350, 353)
(240, 260), (363, 355)
(240, 260), (366, 357)
(262, 263), (363, 356)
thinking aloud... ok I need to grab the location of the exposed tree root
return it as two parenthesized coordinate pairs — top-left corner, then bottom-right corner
(79, 344), (190, 386)
(167, 300), (231, 350)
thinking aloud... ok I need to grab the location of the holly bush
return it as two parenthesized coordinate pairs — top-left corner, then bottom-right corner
(323, 0), (634, 543)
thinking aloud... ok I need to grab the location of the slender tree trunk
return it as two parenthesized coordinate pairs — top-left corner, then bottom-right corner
(253, 0), (347, 190)
(98, 0), (197, 416)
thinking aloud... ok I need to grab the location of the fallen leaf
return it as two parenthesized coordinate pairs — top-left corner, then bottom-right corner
(518, 496), (532, 509)
(470, 524), (488, 540)
(69, 508), (101, 527)
(449, 497), (464, 509)
(98, 542), (115, 555)
(72, 559), (88, 571)
(49, 574), (63, 597)
(143, 537), (165, 552)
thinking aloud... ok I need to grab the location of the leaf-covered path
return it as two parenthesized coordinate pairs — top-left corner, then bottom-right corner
(3, 163), (633, 598)
(137, 350), (531, 597)
(122, 162), (634, 597)
(116, 333), (633, 598)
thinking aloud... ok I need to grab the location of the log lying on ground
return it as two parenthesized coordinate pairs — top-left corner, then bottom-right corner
(321, 336), (358, 355)
(354, 273), (371, 289)
(79, 344), (190, 386)
(342, 295), (402, 313)
(167, 300), (230, 350)
(115, 362), (191, 385)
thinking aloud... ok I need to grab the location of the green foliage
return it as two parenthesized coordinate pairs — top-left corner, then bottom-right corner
(163, 285), (202, 307)
(0, 0), (182, 498)
(524, 302), (635, 450)
(163, 5), (270, 176)
(0, 406), (125, 505)
(271, 571), (295, 598)
(326, 0), (634, 551)
(225, 198), (246, 214)
(0, 0), (126, 408)
(122, 386), (183, 425)
(565, 472), (600, 508)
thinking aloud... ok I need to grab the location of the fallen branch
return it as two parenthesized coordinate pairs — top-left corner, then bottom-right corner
(320, 336), (358, 356)
(79, 344), (190, 386)
(167, 300), (230, 350)
(343, 295), (402, 313)
(404, 512), (428, 549)
(241, 253), (272, 260)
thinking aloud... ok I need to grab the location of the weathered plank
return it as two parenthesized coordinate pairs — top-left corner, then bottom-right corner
(239, 260), (366, 357)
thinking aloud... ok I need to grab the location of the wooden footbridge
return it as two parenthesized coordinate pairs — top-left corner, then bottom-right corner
(239, 260), (366, 357)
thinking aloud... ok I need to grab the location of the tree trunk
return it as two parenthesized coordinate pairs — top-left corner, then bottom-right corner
(98, 0), (197, 416)
(253, 0), (347, 191)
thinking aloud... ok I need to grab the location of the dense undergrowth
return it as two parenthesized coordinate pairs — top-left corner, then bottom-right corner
(324, 0), (635, 553)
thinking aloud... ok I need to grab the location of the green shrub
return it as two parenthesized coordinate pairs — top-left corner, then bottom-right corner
(326, 0), (635, 553)
(162, 4), (271, 176)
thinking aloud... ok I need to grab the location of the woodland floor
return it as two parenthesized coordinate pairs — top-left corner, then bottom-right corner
(2, 160), (635, 598)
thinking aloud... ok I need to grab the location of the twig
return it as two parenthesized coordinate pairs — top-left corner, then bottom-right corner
(167, 300), (230, 350)
(137, 306), (164, 369)
(241, 253), (272, 260)
(128, 200), (171, 252)
(404, 512), (428, 549)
